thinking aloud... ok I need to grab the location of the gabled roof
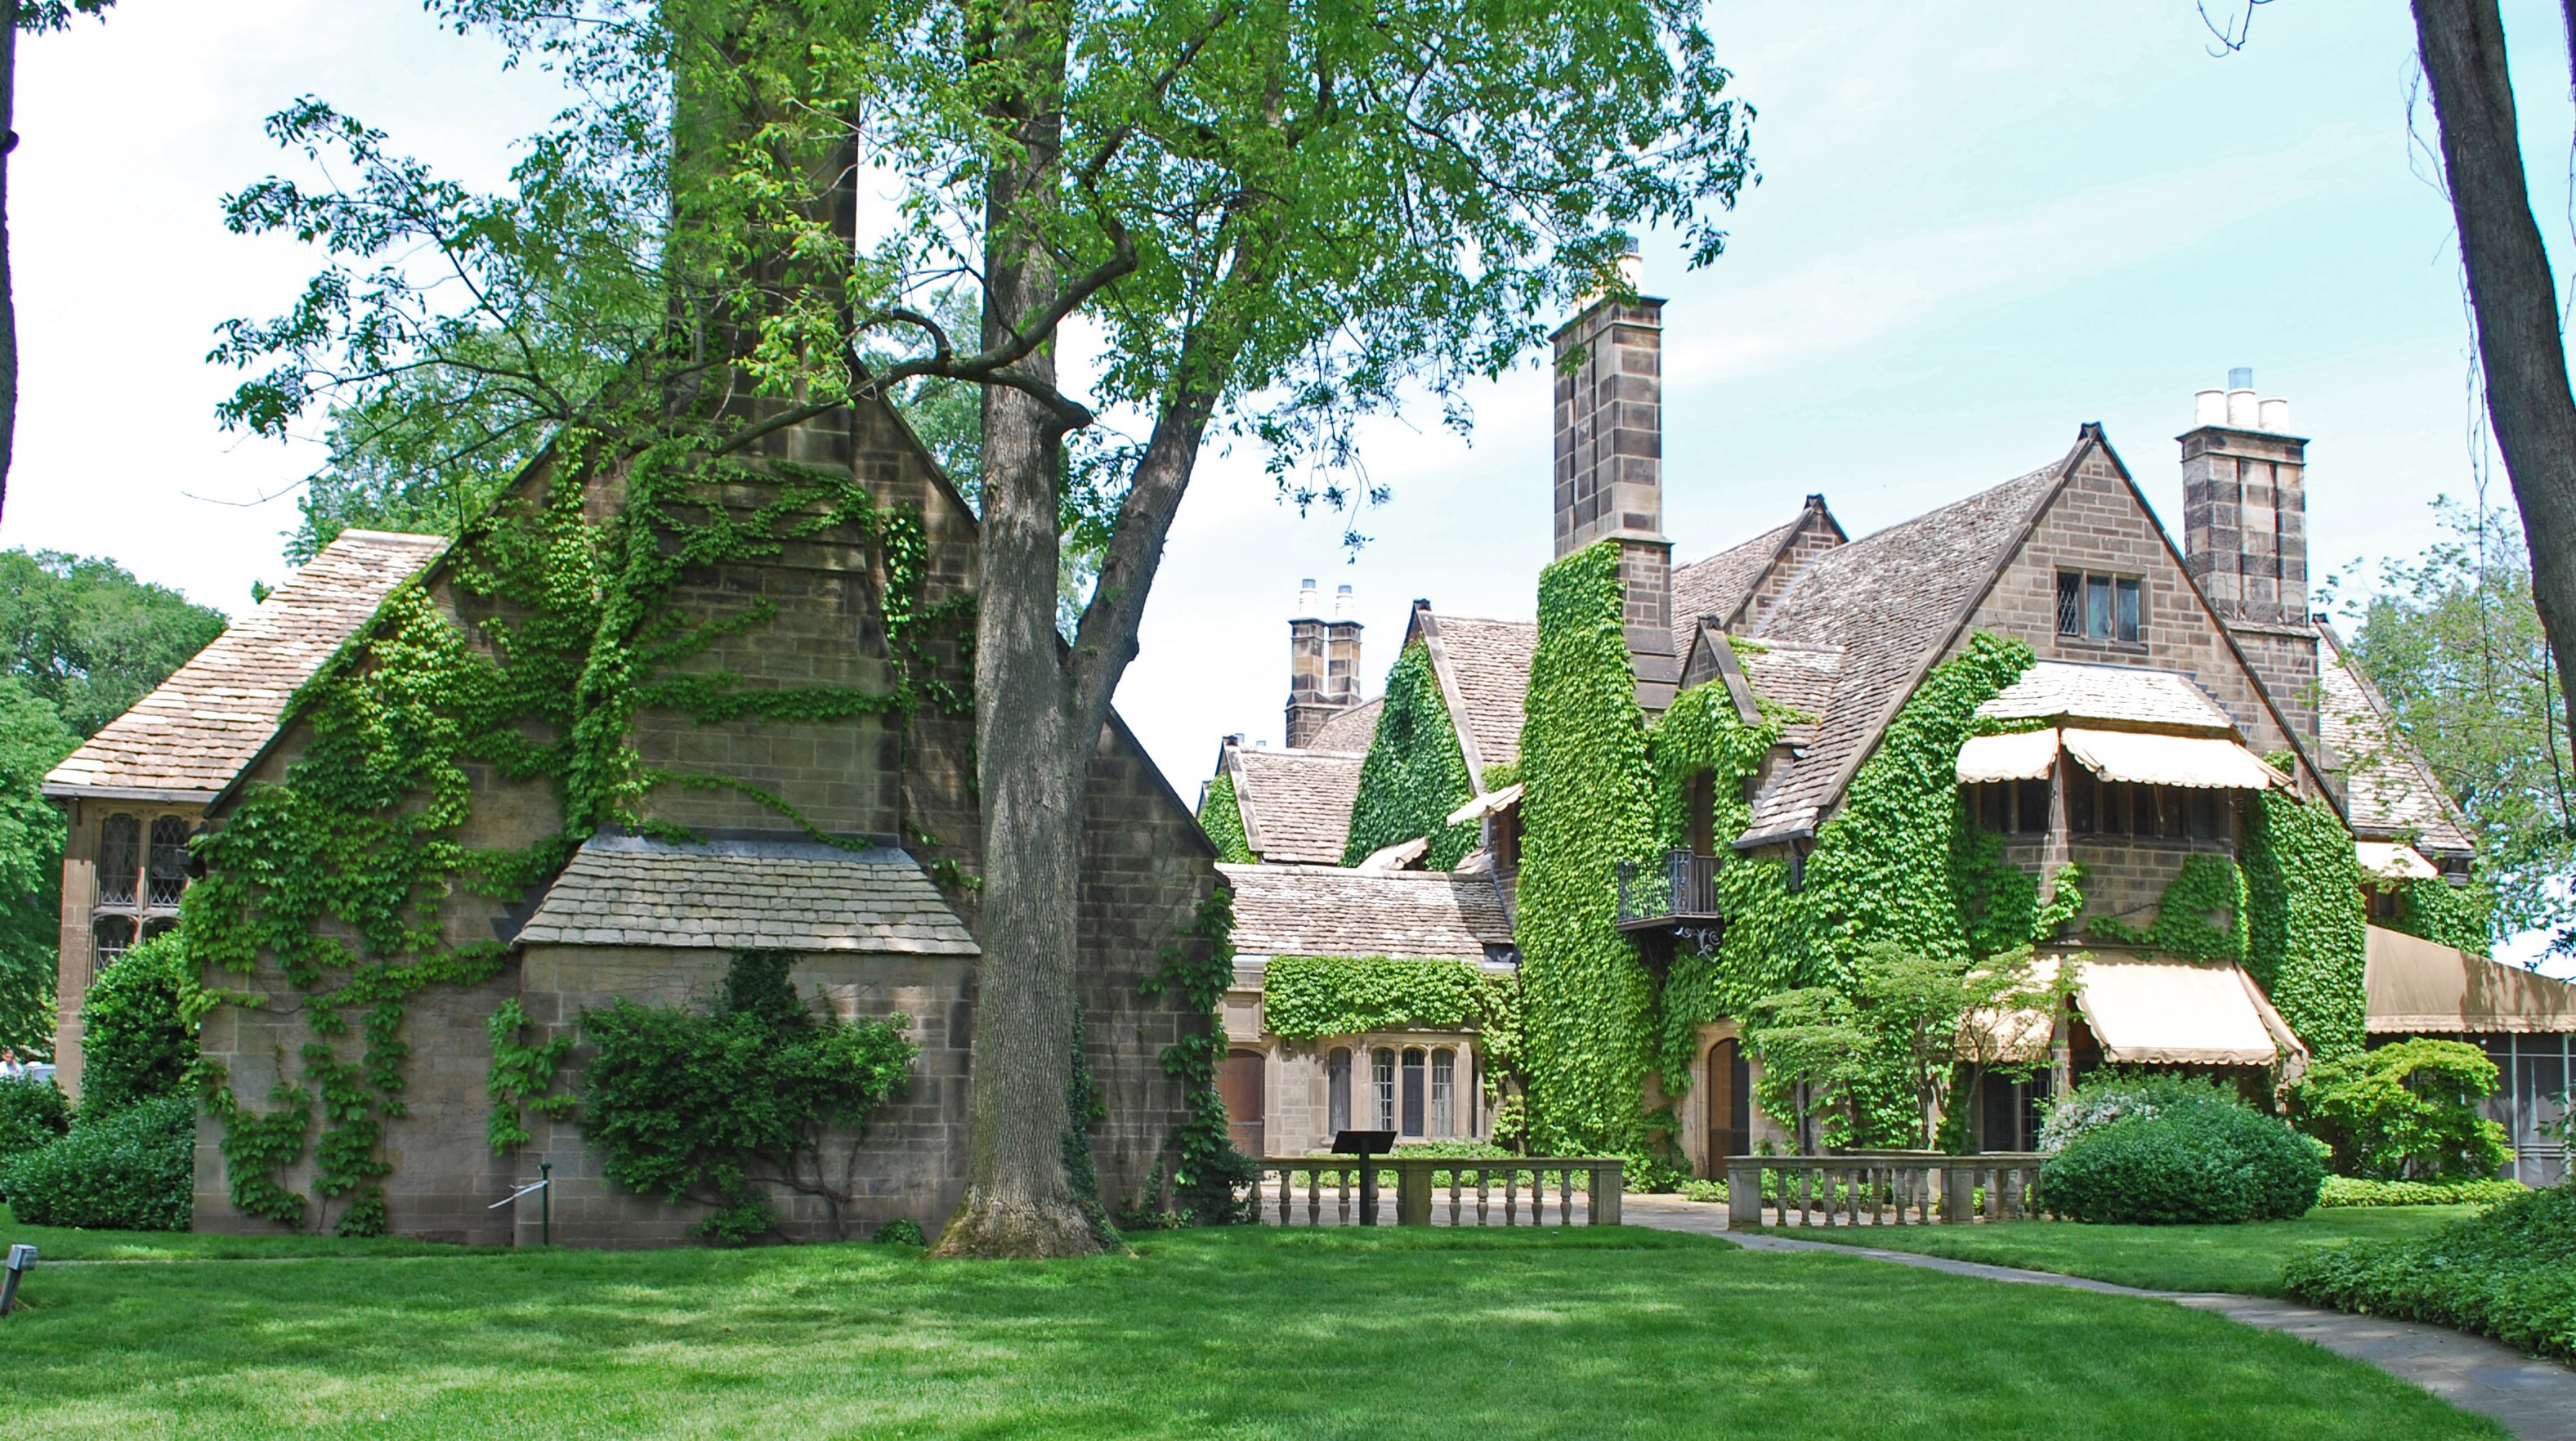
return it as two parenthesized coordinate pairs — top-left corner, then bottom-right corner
(1411, 610), (1537, 782)
(1220, 862), (1513, 961)
(1741, 450), (2074, 839)
(1667, 495), (1845, 655)
(2317, 623), (2476, 855)
(513, 832), (979, 953)
(1228, 744), (1365, 864)
(1304, 696), (1384, 752)
(43, 530), (449, 803)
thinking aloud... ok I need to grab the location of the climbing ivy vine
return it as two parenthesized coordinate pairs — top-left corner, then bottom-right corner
(182, 437), (971, 1233)
(2086, 852), (2248, 962)
(1648, 676), (1787, 1094)
(1512, 542), (1659, 1161)
(2393, 873), (2493, 955)
(2246, 785), (2368, 1060)
(1342, 642), (1479, 868)
(1263, 955), (1495, 1040)
(1196, 772), (1255, 865)
(1137, 889), (1257, 1224)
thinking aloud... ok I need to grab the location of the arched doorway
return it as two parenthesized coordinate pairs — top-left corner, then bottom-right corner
(1219, 1049), (1267, 1159)
(1706, 1038), (1751, 1175)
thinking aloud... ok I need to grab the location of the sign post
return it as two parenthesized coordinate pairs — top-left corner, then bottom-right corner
(1330, 1130), (1397, 1225)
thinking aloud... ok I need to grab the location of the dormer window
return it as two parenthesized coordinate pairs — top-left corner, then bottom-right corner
(2057, 571), (2141, 643)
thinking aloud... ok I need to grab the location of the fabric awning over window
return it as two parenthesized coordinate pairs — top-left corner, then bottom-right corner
(2366, 924), (2576, 1034)
(1955, 729), (2059, 783)
(2060, 727), (2288, 791)
(1446, 781), (1524, 827)
(2077, 958), (2307, 1067)
(2355, 841), (2439, 881)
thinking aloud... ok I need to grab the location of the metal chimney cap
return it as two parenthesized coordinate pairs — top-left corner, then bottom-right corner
(2228, 366), (2253, 390)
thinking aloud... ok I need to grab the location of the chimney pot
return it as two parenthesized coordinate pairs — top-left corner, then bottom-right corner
(2194, 388), (2225, 426)
(2229, 366), (2253, 390)
(2226, 387), (2258, 427)
(2259, 397), (2290, 432)
(1333, 583), (1354, 619)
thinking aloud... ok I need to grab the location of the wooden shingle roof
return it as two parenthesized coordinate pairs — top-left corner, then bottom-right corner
(1417, 611), (1537, 779)
(1219, 863), (1513, 961)
(1229, 745), (1365, 863)
(42, 530), (449, 802)
(2317, 624), (2475, 855)
(1742, 453), (2072, 840)
(514, 834), (980, 953)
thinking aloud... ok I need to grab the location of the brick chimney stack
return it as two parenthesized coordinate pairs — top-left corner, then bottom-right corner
(1551, 253), (1678, 708)
(1286, 580), (1364, 747)
(2180, 367), (2308, 625)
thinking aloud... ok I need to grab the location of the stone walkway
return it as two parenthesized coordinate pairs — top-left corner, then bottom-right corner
(1621, 1193), (2576, 1440)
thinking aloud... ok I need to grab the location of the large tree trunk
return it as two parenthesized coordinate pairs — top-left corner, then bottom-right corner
(931, 0), (1100, 1260)
(2413, 0), (2576, 726)
(0, 2), (20, 525)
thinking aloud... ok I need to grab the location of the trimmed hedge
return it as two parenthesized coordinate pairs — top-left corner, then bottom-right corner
(79, 930), (198, 1115)
(2039, 1103), (2323, 1224)
(2318, 1175), (2526, 1208)
(1, 1093), (195, 1230)
(2286, 1184), (2576, 1360)
(0, 1074), (70, 1177)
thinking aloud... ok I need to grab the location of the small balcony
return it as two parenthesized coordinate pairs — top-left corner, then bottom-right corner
(1615, 848), (1725, 934)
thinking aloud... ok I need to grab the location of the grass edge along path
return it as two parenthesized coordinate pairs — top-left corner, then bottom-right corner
(0, 1225), (2506, 1439)
(1759, 1205), (2481, 1296)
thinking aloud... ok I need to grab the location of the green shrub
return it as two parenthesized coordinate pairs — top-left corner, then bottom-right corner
(2039, 1103), (2323, 1224)
(0, 1074), (70, 1176)
(2037, 1072), (2244, 1152)
(1, 1093), (195, 1230)
(2285, 1184), (2576, 1360)
(2318, 1175), (2526, 1207)
(2288, 1039), (2509, 1181)
(871, 1217), (925, 1246)
(79, 930), (198, 1115)
(579, 951), (916, 1243)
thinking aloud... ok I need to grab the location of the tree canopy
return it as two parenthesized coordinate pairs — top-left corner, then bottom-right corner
(2331, 500), (2574, 955)
(0, 548), (226, 738)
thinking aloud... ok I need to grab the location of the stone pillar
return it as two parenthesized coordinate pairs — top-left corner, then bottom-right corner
(1285, 580), (1364, 748)
(2180, 372), (2309, 627)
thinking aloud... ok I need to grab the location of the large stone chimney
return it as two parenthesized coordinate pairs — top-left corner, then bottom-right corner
(1551, 258), (1677, 709)
(2180, 367), (2308, 624)
(2180, 367), (2321, 741)
(1286, 580), (1364, 747)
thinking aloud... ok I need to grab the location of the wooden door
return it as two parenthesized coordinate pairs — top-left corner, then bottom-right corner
(1706, 1039), (1750, 1175)
(1219, 1049), (1267, 1159)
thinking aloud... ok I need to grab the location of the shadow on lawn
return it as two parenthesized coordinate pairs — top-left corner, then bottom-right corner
(0, 1227), (2510, 1440)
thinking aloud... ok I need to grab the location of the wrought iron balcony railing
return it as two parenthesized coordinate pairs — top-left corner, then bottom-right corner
(1614, 848), (1724, 931)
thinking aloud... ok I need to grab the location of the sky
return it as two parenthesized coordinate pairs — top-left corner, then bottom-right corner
(3, 1), (2570, 959)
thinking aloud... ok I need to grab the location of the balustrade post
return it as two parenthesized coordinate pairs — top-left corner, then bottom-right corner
(1590, 1161), (1621, 1224)
(1941, 1163), (1973, 1224)
(1397, 1161), (1432, 1227)
(1726, 1160), (1760, 1228)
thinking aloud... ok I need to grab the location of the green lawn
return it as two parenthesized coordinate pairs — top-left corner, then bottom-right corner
(0, 1223), (2505, 1439)
(1777, 1205), (2480, 1296)
(0, 1202), (476, 1261)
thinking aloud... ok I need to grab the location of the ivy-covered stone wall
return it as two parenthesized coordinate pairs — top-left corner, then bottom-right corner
(187, 401), (1214, 1243)
(1196, 772), (1255, 865)
(1342, 642), (1479, 868)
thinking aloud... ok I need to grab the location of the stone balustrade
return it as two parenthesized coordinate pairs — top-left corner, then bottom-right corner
(1724, 1152), (2051, 1228)
(1245, 1157), (1624, 1227)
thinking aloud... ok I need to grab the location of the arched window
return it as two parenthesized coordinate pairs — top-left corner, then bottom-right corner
(1371, 1048), (1396, 1131)
(1327, 1048), (1352, 1136)
(1401, 1048), (1427, 1138)
(1430, 1049), (1456, 1139)
(93, 915), (136, 970)
(98, 814), (141, 907)
(147, 816), (191, 907)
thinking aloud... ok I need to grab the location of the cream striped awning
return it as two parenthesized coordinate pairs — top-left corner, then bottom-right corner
(1957, 727), (2288, 791)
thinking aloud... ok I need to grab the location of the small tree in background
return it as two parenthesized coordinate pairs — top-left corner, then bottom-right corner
(2288, 1038), (2511, 1181)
